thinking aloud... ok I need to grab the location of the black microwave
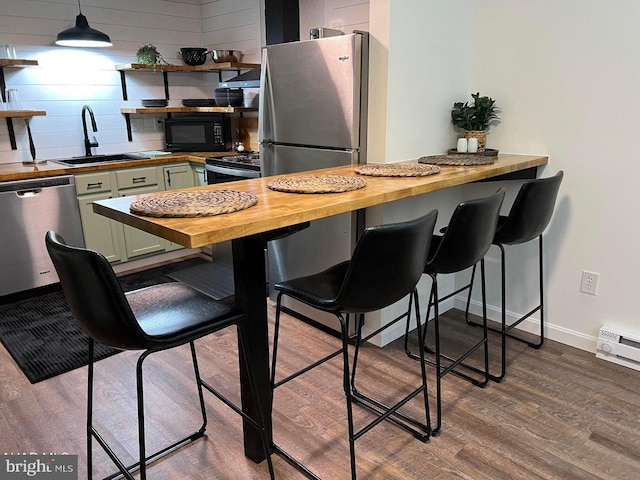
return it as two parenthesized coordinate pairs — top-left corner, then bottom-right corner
(164, 115), (232, 152)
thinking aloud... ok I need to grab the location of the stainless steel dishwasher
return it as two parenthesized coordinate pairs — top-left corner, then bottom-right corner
(0, 175), (85, 296)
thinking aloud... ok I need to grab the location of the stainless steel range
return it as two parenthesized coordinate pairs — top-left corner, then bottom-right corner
(205, 153), (260, 184)
(205, 153), (261, 268)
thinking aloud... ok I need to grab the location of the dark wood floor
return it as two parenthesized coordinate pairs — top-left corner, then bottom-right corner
(1, 303), (639, 479)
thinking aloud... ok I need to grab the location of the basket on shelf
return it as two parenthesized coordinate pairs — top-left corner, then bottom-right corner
(464, 130), (487, 152)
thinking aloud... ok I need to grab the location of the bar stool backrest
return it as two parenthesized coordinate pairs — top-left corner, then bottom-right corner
(426, 189), (506, 274)
(45, 230), (148, 350)
(494, 171), (564, 245)
(337, 209), (438, 313)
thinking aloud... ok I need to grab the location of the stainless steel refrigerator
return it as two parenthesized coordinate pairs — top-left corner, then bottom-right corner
(259, 31), (369, 332)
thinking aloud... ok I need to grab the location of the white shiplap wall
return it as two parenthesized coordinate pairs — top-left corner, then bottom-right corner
(201, 0), (264, 64)
(300, 0), (369, 38)
(0, 0), (261, 165)
(323, 0), (369, 33)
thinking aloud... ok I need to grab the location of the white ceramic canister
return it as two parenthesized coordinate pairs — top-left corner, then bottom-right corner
(467, 137), (478, 153)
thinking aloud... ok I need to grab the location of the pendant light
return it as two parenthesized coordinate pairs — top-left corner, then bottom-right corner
(55, 0), (112, 48)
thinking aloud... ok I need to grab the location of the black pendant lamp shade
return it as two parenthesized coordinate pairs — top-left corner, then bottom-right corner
(55, 3), (112, 48)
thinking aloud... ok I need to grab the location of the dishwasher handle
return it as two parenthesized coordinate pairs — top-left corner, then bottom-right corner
(16, 188), (43, 198)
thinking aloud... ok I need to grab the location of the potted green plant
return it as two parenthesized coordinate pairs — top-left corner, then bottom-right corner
(451, 92), (500, 151)
(136, 44), (165, 67)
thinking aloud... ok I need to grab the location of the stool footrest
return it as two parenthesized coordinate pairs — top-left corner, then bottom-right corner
(98, 427), (206, 480)
(272, 443), (321, 480)
(351, 389), (430, 441)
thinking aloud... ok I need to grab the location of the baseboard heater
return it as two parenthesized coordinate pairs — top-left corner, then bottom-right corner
(596, 326), (640, 371)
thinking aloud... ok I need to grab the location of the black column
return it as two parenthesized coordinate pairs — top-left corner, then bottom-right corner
(265, 0), (300, 45)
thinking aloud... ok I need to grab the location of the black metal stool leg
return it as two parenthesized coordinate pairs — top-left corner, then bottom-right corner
(352, 294), (430, 440)
(87, 340), (94, 480)
(431, 277), (443, 435)
(136, 352), (149, 480)
(338, 315), (358, 480)
(189, 342), (209, 434)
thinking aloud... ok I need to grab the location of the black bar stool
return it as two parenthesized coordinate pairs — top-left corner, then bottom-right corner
(464, 171), (564, 382)
(270, 210), (438, 479)
(404, 189), (505, 435)
(45, 231), (275, 480)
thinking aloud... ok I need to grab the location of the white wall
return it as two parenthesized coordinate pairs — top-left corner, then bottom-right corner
(364, 0), (476, 345)
(0, 0), (261, 164)
(369, 0), (639, 352)
(201, 0), (264, 63)
(460, 0), (640, 349)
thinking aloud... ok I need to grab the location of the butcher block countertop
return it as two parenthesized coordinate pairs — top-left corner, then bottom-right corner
(93, 154), (549, 249)
(0, 153), (219, 182)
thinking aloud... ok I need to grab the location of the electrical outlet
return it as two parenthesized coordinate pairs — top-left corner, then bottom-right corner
(142, 116), (156, 130)
(130, 118), (144, 132)
(580, 270), (600, 295)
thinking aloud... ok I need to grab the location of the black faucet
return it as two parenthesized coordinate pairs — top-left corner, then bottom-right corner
(81, 105), (99, 156)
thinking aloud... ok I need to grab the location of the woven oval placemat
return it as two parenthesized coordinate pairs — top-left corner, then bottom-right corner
(355, 163), (441, 177)
(419, 154), (496, 166)
(268, 175), (367, 194)
(130, 190), (258, 217)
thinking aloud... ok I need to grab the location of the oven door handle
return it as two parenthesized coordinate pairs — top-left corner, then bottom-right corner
(205, 164), (261, 179)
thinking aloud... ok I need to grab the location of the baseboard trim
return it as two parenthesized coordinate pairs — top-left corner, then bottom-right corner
(456, 296), (597, 353)
(363, 294), (597, 355)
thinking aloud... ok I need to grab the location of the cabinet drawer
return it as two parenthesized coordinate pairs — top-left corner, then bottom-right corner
(75, 172), (113, 195)
(116, 167), (158, 189)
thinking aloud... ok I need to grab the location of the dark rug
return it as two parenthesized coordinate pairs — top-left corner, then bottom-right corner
(0, 257), (207, 384)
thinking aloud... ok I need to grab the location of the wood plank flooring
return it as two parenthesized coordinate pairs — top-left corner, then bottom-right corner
(1, 303), (639, 479)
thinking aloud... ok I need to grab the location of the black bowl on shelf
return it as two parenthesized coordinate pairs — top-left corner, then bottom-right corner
(214, 88), (244, 107)
(180, 47), (208, 66)
(141, 98), (168, 107)
(181, 98), (217, 107)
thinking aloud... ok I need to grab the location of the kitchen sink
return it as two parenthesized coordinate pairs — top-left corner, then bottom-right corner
(53, 153), (151, 166)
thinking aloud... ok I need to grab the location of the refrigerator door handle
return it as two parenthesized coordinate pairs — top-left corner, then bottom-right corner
(258, 50), (273, 144)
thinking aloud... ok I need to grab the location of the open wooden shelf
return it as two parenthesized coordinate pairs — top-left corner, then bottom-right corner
(117, 61), (260, 141)
(0, 110), (46, 118)
(115, 62), (260, 72)
(0, 59), (38, 67)
(0, 59), (43, 150)
(121, 106), (256, 114)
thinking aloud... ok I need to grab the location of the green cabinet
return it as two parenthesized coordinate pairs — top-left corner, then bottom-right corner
(117, 166), (164, 258)
(192, 164), (207, 186)
(75, 171), (124, 263)
(162, 163), (195, 251)
(75, 163), (194, 263)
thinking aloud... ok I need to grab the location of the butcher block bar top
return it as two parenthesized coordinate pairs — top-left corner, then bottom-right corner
(93, 153), (548, 249)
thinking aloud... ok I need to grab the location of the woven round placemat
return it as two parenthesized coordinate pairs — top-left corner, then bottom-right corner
(355, 163), (441, 177)
(130, 189), (258, 217)
(267, 175), (367, 194)
(419, 154), (496, 166)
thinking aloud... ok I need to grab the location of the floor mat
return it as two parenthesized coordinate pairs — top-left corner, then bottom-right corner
(0, 257), (207, 384)
(167, 261), (235, 300)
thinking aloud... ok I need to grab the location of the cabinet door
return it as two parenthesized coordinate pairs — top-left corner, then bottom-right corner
(77, 191), (123, 263)
(120, 184), (165, 259)
(162, 163), (196, 190)
(192, 165), (208, 186)
(163, 163), (196, 251)
(116, 166), (158, 189)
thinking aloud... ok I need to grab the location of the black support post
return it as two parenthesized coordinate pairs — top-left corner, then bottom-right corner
(265, 0), (300, 45)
